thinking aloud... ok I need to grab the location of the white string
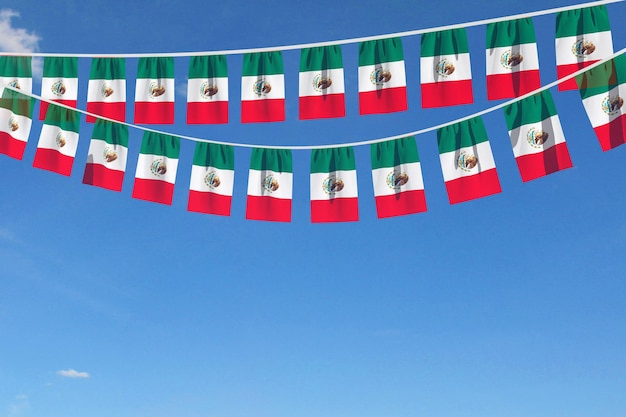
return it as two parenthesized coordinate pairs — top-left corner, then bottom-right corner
(3, 48), (624, 150)
(0, 0), (622, 58)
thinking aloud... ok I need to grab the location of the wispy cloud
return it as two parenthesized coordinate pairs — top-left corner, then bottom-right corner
(7, 394), (28, 417)
(0, 9), (42, 75)
(176, 81), (188, 98)
(56, 369), (90, 379)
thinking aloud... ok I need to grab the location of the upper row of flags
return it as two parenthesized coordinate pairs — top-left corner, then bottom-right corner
(0, 5), (616, 125)
(0, 52), (624, 222)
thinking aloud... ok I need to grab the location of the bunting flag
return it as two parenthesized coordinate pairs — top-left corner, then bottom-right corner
(310, 147), (358, 222)
(555, 5), (613, 91)
(438, 117), (501, 204)
(132, 132), (180, 205)
(577, 54), (626, 151)
(358, 37), (408, 115)
(39, 57), (78, 120)
(0, 88), (35, 160)
(187, 55), (229, 124)
(241, 52), (285, 123)
(188, 142), (235, 216)
(33, 104), (80, 176)
(246, 148), (292, 222)
(504, 91), (573, 182)
(86, 58), (126, 123)
(82, 119), (129, 191)
(299, 45), (346, 120)
(371, 137), (427, 218)
(134, 57), (175, 124)
(0, 56), (32, 93)
(486, 18), (541, 100)
(421, 28), (473, 108)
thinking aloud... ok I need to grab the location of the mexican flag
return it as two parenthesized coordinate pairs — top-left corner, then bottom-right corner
(555, 5), (613, 91)
(187, 55), (228, 124)
(39, 57), (78, 120)
(82, 119), (129, 191)
(0, 88), (34, 160)
(86, 58), (126, 123)
(310, 147), (358, 223)
(32, 104), (80, 176)
(134, 57), (175, 124)
(486, 18), (541, 100)
(577, 54), (626, 151)
(0, 56), (32, 93)
(421, 29), (473, 108)
(245, 148), (292, 222)
(371, 137), (427, 218)
(188, 142), (235, 216)
(299, 45), (345, 119)
(132, 132), (180, 205)
(503, 90), (573, 182)
(358, 37), (407, 115)
(241, 52), (285, 123)
(437, 117), (501, 204)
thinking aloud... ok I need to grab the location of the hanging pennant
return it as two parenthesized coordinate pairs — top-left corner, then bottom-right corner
(132, 131), (180, 204)
(371, 137), (427, 218)
(188, 142), (235, 216)
(245, 148), (292, 222)
(486, 18), (541, 100)
(33, 103), (81, 176)
(0, 56), (33, 93)
(310, 147), (359, 222)
(0, 88), (35, 160)
(555, 5), (613, 91)
(577, 54), (626, 151)
(358, 37), (408, 115)
(86, 58), (126, 122)
(187, 55), (229, 124)
(421, 28), (473, 108)
(437, 117), (501, 204)
(299, 45), (346, 120)
(241, 52), (285, 123)
(134, 57), (175, 124)
(82, 119), (129, 191)
(503, 91), (573, 181)
(39, 57), (78, 120)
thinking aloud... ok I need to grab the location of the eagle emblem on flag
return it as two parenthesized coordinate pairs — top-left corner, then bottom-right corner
(204, 170), (221, 189)
(262, 173), (280, 192)
(150, 159), (167, 176)
(571, 39), (596, 58)
(526, 127), (549, 148)
(51, 80), (67, 96)
(322, 176), (344, 194)
(386, 171), (409, 189)
(457, 151), (478, 172)
(8, 116), (19, 132)
(602, 95), (624, 115)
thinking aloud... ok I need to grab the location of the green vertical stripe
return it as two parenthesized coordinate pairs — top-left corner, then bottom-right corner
(300, 45), (343, 71)
(139, 131), (180, 158)
(136, 57), (175, 79)
(421, 29), (469, 57)
(44, 104), (80, 133)
(193, 142), (234, 170)
(89, 58), (125, 80)
(504, 91), (558, 130)
(249, 148), (292, 172)
(358, 38), (404, 66)
(556, 5), (611, 37)
(311, 147), (355, 173)
(92, 119), (129, 147)
(42, 57), (78, 78)
(371, 137), (419, 169)
(577, 54), (625, 99)
(242, 52), (283, 77)
(188, 55), (228, 79)
(0, 88), (34, 117)
(486, 18), (536, 48)
(437, 116), (489, 154)
(0, 56), (32, 77)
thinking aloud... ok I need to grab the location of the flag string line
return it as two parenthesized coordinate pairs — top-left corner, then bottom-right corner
(0, 0), (622, 58)
(4, 48), (625, 150)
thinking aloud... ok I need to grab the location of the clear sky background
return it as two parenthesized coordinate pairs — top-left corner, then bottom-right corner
(1, 1), (625, 417)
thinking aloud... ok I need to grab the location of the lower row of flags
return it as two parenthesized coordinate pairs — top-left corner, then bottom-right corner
(1, 55), (625, 222)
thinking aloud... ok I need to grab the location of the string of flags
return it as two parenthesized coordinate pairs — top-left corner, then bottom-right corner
(0, 3), (625, 223)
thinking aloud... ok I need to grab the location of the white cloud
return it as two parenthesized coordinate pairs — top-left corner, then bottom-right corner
(56, 369), (90, 379)
(0, 9), (42, 76)
(7, 394), (28, 417)
(176, 81), (188, 98)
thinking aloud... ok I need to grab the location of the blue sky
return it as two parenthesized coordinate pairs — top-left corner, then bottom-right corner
(1, 1), (625, 417)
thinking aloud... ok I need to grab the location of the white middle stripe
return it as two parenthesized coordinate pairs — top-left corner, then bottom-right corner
(310, 170), (358, 200)
(247, 169), (292, 199)
(420, 53), (472, 84)
(372, 162), (424, 197)
(439, 141), (496, 182)
(508, 115), (566, 157)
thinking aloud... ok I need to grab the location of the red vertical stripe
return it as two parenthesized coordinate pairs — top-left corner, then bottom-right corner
(486, 70), (541, 100)
(32, 148), (74, 176)
(39, 100), (77, 120)
(188, 191), (232, 216)
(374, 190), (427, 219)
(299, 94), (345, 120)
(557, 61), (599, 91)
(187, 101), (229, 124)
(0, 133), (27, 160)
(82, 163), (125, 191)
(86, 102), (126, 123)
(593, 114), (626, 151)
(245, 195), (291, 222)
(311, 198), (359, 223)
(444, 169), (501, 205)
(134, 102), (175, 124)
(515, 143), (573, 182)
(241, 99), (285, 123)
(132, 178), (175, 205)
(421, 80), (473, 108)
(358, 87), (407, 115)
